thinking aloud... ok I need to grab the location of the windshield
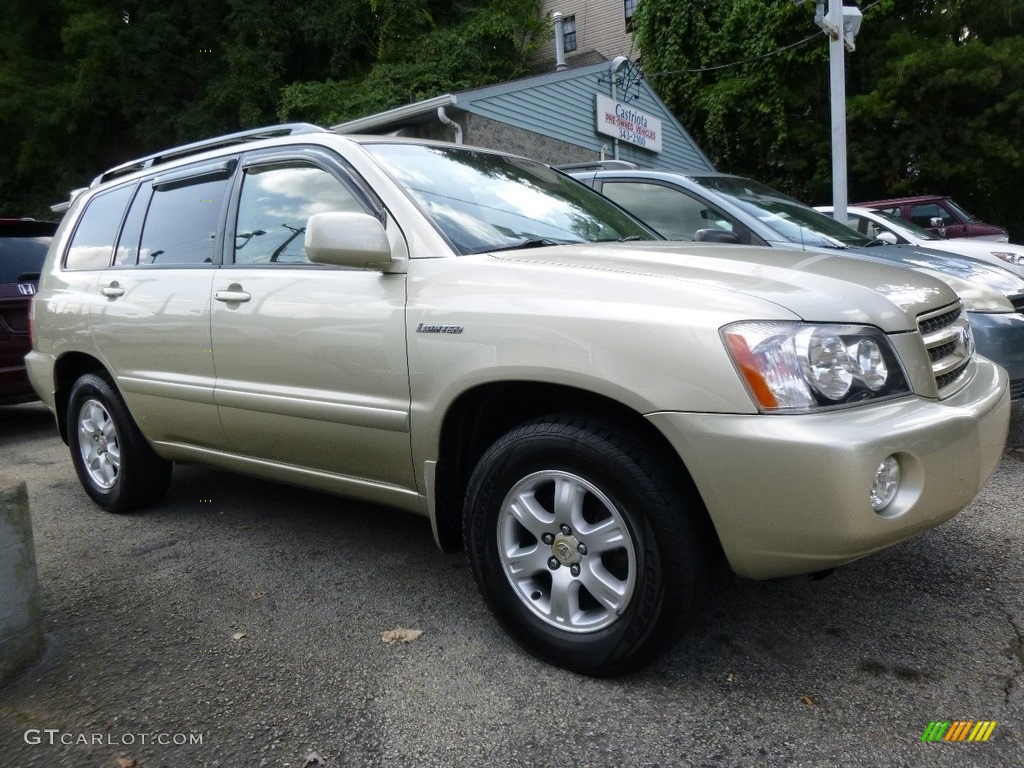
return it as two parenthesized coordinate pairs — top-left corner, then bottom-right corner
(692, 175), (873, 248)
(365, 143), (656, 254)
(869, 207), (940, 241)
(945, 198), (977, 223)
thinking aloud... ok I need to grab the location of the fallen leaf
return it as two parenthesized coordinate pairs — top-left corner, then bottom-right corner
(232, 631), (246, 641)
(251, 591), (267, 600)
(382, 627), (423, 645)
(116, 758), (137, 768)
(801, 694), (820, 707)
(301, 751), (326, 767)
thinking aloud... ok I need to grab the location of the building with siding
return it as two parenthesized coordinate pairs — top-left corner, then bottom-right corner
(332, 60), (713, 173)
(534, 1), (639, 69)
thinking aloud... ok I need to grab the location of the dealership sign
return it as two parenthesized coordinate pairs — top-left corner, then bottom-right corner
(595, 94), (662, 153)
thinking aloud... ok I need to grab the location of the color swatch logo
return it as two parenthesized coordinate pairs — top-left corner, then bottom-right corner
(921, 721), (997, 742)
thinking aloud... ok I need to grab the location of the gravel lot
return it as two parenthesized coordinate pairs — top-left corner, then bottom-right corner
(1, 401), (1021, 768)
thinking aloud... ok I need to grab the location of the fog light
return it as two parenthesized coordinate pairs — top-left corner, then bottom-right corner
(871, 456), (901, 512)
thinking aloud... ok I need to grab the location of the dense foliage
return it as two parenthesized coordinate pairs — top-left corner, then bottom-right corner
(0, 0), (545, 217)
(635, 0), (1024, 240)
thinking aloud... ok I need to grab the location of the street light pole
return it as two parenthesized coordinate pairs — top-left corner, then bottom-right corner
(826, 1), (848, 225)
(800, 1), (862, 224)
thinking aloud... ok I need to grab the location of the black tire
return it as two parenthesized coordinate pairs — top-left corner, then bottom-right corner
(463, 414), (708, 676)
(66, 373), (172, 512)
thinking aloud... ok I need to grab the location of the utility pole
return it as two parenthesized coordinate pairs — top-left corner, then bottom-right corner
(798, 1), (863, 225)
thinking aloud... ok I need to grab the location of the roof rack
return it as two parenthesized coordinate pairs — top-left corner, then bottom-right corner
(554, 160), (640, 172)
(92, 123), (326, 187)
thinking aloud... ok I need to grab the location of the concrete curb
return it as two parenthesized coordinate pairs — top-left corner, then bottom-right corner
(0, 477), (43, 685)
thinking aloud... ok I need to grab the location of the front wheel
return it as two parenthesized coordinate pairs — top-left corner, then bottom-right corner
(463, 414), (709, 676)
(66, 373), (172, 512)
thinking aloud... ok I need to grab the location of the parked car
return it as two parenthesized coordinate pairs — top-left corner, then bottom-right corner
(566, 167), (1024, 406)
(853, 195), (1008, 242)
(817, 204), (1024, 276)
(1, 218), (58, 404)
(29, 125), (1009, 675)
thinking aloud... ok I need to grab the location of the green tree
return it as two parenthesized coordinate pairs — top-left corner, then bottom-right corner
(846, 0), (1024, 238)
(0, 0), (544, 218)
(635, 0), (1024, 239)
(634, 0), (830, 202)
(279, 0), (547, 125)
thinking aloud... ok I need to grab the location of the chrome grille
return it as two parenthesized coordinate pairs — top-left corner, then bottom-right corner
(917, 302), (973, 395)
(918, 306), (961, 334)
(1011, 378), (1024, 401)
(1010, 294), (1024, 314)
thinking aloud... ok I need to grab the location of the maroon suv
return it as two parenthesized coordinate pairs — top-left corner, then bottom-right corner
(855, 195), (1008, 242)
(0, 218), (58, 404)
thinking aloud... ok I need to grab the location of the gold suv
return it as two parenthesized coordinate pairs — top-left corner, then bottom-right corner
(27, 125), (1010, 675)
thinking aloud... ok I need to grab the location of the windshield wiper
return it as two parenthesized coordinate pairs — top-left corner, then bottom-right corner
(481, 238), (572, 253)
(595, 235), (647, 242)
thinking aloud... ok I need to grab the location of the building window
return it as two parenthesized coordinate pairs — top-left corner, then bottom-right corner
(562, 15), (577, 53)
(625, 0), (637, 32)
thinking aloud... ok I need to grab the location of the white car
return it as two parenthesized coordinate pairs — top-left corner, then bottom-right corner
(818, 205), (1024, 278)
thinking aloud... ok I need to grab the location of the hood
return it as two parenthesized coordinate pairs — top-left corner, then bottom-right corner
(491, 242), (957, 333)
(845, 243), (1024, 297)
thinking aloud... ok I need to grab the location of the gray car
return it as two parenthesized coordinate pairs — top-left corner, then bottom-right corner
(567, 167), (1024, 405)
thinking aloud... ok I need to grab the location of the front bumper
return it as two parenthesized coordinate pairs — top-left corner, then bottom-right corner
(647, 358), (1009, 580)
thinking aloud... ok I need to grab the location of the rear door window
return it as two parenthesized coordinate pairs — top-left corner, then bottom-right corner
(139, 176), (230, 265)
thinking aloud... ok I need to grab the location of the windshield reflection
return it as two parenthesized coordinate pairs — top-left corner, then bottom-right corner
(366, 144), (655, 254)
(695, 175), (873, 248)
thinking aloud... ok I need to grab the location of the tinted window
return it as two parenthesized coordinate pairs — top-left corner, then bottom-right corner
(601, 181), (734, 240)
(65, 185), (134, 270)
(234, 164), (364, 265)
(910, 203), (955, 228)
(0, 235), (52, 283)
(113, 181), (151, 266)
(139, 177), (228, 265)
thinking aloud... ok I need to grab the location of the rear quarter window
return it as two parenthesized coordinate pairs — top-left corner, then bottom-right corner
(64, 185), (135, 271)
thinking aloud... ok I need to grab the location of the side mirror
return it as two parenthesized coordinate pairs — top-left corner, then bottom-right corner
(929, 216), (947, 238)
(694, 228), (741, 244)
(305, 212), (392, 269)
(875, 230), (898, 244)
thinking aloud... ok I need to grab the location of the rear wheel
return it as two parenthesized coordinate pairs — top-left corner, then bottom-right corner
(464, 414), (708, 676)
(67, 373), (172, 512)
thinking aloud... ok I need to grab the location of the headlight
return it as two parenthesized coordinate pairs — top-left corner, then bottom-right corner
(722, 322), (910, 412)
(993, 251), (1024, 267)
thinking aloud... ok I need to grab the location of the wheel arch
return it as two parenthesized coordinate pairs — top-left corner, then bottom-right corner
(431, 381), (718, 556)
(52, 352), (111, 443)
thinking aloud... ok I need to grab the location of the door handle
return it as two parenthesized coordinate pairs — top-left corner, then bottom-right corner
(215, 289), (251, 303)
(100, 283), (124, 297)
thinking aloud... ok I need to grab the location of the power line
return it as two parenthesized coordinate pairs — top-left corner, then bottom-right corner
(640, 0), (885, 78)
(643, 33), (820, 77)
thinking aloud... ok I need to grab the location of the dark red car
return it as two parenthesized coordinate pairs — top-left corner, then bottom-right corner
(1, 218), (58, 404)
(855, 195), (1008, 242)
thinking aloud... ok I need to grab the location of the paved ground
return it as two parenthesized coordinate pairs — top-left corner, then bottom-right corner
(0, 401), (1021, 768)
